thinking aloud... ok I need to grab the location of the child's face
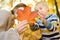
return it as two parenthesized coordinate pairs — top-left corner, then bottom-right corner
(36, 4), (49, 17)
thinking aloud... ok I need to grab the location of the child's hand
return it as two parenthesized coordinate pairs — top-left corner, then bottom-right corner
(16, 20), (28, 34)
(38, 11), (47, 27)
(42, 19), (47, 27)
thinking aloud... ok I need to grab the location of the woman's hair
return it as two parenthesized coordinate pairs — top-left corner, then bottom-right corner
(11, 3), (26, 14)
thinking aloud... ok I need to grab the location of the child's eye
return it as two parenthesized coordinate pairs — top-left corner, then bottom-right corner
(39, 8), (42, 10)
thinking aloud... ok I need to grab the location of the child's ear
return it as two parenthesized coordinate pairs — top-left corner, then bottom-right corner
(45, 7), (49, 11)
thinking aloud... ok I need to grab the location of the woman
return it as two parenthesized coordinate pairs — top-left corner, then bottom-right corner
(0, 3), (28, 40)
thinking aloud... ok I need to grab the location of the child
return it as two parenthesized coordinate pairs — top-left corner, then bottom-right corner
(32, 2), (60, 40)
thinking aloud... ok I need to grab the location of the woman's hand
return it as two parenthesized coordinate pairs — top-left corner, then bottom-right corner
(16, 20), (28, 34)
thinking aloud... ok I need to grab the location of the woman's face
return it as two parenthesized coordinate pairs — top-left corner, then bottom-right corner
(14, 7), (24, 18)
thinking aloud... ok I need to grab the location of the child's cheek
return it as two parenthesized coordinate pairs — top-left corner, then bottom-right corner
(43, 9), (48, 14)
(45, 7), (49, 12)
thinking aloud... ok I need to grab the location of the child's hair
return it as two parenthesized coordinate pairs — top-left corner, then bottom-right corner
(11, 3), (26, 14)
(35, 2), (49, 11)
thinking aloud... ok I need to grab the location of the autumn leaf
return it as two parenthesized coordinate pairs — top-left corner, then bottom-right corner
(16, 6), (37, 25)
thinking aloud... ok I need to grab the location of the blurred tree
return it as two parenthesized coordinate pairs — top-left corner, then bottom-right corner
(0, 0), (4, 9)
(54, 0), (60, 19)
